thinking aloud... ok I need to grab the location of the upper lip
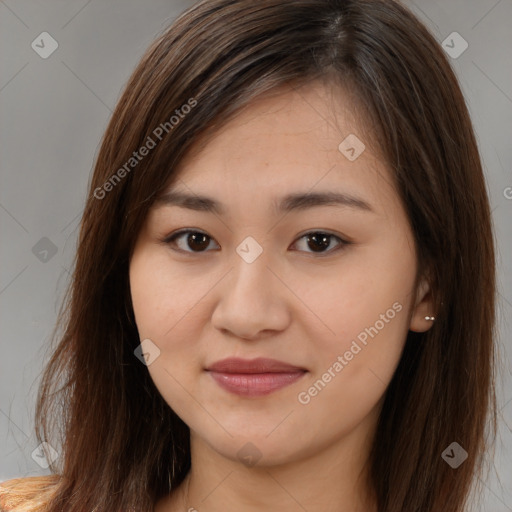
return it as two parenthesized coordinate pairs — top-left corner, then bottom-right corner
(206, 357), (307, 374)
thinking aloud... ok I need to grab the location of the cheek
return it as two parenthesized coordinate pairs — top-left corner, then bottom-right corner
(129, 247), (223, 391)
(129, 249), (209, 418)
(293, 241), (416, 425)
(129, 247), (212, 340)
(303, 243), (415, 351)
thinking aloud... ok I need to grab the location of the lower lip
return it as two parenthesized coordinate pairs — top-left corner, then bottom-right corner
(207, 371), (306, 397)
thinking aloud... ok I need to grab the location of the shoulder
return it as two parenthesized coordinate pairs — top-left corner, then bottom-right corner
(0, 475), (60, 511)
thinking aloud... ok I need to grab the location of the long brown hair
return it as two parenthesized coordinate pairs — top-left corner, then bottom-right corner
(6, 0), (497, 510)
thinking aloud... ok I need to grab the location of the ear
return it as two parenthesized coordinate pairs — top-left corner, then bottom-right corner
(409, 276), (435, 333)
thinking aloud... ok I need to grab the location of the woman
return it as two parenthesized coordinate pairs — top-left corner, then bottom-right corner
(0, 0), (497, 511)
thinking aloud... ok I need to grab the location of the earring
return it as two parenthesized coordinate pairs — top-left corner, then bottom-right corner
(425, 316), (435, 321)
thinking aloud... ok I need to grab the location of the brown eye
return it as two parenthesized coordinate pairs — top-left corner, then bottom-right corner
(165, 230), (219, 253)
(292, 231), (347, 255)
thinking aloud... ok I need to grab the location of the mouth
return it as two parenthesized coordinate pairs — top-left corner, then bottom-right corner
(205, 357), (307, 397)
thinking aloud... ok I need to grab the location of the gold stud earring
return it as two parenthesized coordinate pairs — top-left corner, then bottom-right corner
(425, 316), (435, 321)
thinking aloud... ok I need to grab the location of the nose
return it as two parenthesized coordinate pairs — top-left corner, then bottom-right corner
(210, 247), (291, 340)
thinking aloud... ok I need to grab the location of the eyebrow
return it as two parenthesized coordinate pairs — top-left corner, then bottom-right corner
(155, 190), (374, 215)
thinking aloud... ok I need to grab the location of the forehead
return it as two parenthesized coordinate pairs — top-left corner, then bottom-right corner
(156, 81), (397, 217)
(180, 81), (368, 166)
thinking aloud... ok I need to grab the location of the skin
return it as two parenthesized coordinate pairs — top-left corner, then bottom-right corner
(129, 80), (435, 512)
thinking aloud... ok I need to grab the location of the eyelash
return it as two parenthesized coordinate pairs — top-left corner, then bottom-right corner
(162, 229), (351, 257)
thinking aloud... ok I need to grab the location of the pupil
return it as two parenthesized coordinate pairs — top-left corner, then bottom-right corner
(189, 233), (209, 251)
(308, 233), (329, 252)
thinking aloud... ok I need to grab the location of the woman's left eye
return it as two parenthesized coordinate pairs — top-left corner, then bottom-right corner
(163, 230), (349, 255)
(291, 231), (348, 255)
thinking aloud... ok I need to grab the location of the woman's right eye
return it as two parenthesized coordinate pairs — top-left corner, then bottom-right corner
(164, 230), (220, 253)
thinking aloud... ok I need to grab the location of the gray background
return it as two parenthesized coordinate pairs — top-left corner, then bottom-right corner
(0, 0), (511, 510)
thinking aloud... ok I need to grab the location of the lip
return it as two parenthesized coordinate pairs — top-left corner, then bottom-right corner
(206, 357), (307, 397)
(206, 357), (306, 373)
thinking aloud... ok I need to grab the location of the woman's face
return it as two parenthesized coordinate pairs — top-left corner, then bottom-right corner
(129, 81), (433, 466)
